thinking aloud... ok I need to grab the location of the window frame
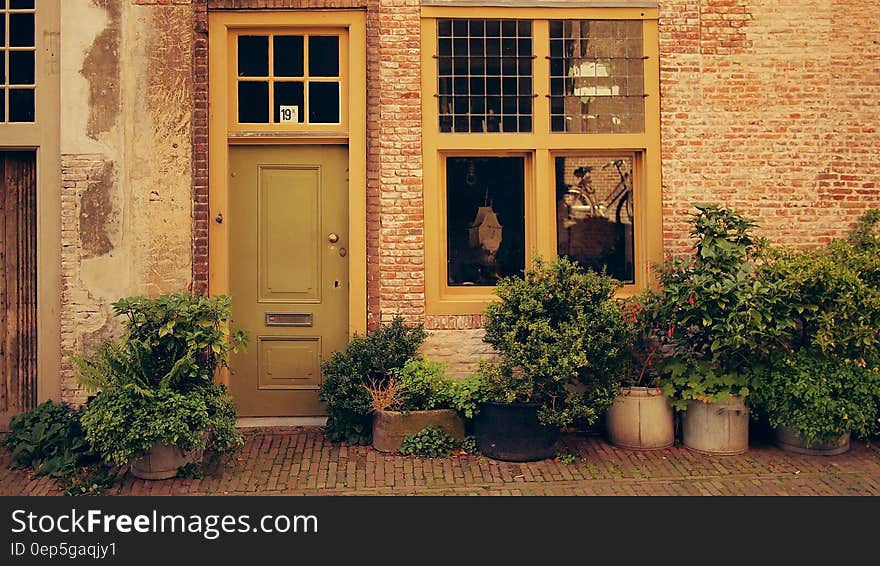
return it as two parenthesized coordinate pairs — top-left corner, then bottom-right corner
(421, 6), (661, 315)
(227, 26), (349, 134)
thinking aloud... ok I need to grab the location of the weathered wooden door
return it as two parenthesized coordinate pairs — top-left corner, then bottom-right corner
(0, 151), (37, 428)
(228, 145), (349, 416)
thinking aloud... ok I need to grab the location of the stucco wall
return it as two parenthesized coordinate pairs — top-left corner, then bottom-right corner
(60, 0), (194, 403)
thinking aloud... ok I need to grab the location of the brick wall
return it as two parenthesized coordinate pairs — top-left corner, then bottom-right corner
(658, 0), (880, 255)
(189, 0), (880, 374)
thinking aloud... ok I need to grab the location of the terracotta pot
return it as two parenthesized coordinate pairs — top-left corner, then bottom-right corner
(372, 409), (465, 453)
(605, 386), (674, 450)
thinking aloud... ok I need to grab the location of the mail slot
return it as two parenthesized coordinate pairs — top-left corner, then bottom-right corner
(265, 312), (313, 327)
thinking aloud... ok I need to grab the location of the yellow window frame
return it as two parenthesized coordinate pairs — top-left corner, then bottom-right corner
(227, 26), (350, 135)
(421, 6), (662, 315)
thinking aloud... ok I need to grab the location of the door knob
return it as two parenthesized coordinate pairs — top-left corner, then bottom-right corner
(328, 233), (339, 243)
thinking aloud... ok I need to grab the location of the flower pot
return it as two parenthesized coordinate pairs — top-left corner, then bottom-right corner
(372, 409), (465, 453)
(605, 386), (674, 450)
(681, 395), (749, 455)
(773, 425), (851, 456)
(130, 442), (203, 480)
(473, 402), (560, 462)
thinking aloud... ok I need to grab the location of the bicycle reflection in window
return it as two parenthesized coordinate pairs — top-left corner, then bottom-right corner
(556, 157), (634, 283)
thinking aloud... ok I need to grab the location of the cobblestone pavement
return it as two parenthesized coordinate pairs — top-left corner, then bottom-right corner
(3, 427), (879, 496)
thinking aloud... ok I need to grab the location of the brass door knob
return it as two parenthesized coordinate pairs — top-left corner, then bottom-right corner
(328, 233), (339, 243)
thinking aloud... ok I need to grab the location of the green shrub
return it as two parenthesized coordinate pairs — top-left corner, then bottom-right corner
(3, 400), (115, 496)
(759, 211), (880, 367)
(373, 359), (483, 419)
(4, 400), (100, 478)
(76, 294), (246, 468)
(318, 315), (427, 444)
(81, 384), (241, 466)
(750, 350), (880, 446)
(481, 256), (636, 427)
(398, 427), (455, 458)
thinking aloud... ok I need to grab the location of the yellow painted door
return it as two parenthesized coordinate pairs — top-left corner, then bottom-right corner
(229, 145), (349, 416)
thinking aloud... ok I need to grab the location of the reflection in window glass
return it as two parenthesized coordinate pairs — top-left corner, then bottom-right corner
(446, 157), (525, 286)
(555, 155), (634, 283)
(549, 20), (644, 133)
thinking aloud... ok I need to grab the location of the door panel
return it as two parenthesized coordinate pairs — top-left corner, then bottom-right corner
(229, 145), (348, 416)
(0, 151), (37, 427)
(260, 166), (320, 302)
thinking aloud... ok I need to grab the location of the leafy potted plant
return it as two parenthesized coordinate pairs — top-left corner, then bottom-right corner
(604, 298), (674, 450)
(318, 315), (427, 445)
(75, 293), (248, 480)
(646, 204), (793, 455)
(474, 256), (634, 461)
(367, 358), (471, 453)
(749, 350), (880, 455)
(749, 209), (880, 453)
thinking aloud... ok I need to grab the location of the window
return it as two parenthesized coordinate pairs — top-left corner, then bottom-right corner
(2, 0), (36, 123)
(231, 29), (347, 131)
(422, 7), (661, 314)
(437, 19), (533, 133)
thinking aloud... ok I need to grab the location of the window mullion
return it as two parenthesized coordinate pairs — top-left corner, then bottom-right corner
(532, 19), (551, 138)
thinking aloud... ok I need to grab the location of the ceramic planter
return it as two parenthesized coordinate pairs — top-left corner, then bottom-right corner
(605, 386), (674, 450)
(372, 409), (465, 453)
(473, 402), (560, 462)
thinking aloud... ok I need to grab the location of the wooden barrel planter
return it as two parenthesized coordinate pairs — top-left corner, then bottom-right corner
(372, 409), (465, 453)
(681, 395), (749, 455)
(773, 425), (851, 456)
(473, 402), (560, 462)
(605, 386), (674, 450)
(130, 442), (203, 480)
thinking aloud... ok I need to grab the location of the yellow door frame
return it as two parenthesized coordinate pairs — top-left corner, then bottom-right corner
(208, 10), (368, 371)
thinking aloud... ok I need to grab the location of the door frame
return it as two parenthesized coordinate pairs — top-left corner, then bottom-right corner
(208, 10), (368, 390)
(0, 1), (62, 429)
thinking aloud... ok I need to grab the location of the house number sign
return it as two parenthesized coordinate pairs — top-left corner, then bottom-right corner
(279, 105), (299, 123)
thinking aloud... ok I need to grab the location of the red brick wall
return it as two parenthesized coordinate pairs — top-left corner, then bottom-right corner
(659, 0), (880, 255)
(193, 0), (880, 326)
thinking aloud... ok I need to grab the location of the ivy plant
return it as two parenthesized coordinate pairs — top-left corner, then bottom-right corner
(398, 427), (456, 458)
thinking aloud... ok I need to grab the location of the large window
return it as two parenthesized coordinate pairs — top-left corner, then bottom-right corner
(2, 0), (36, 123)
(422, 7), (661, 314)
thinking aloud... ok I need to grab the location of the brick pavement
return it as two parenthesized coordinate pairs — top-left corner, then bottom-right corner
(2, 427), (879, 496)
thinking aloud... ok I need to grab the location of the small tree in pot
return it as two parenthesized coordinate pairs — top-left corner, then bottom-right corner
(644, 204), (794, 455)
(475, 256), (635, 461)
